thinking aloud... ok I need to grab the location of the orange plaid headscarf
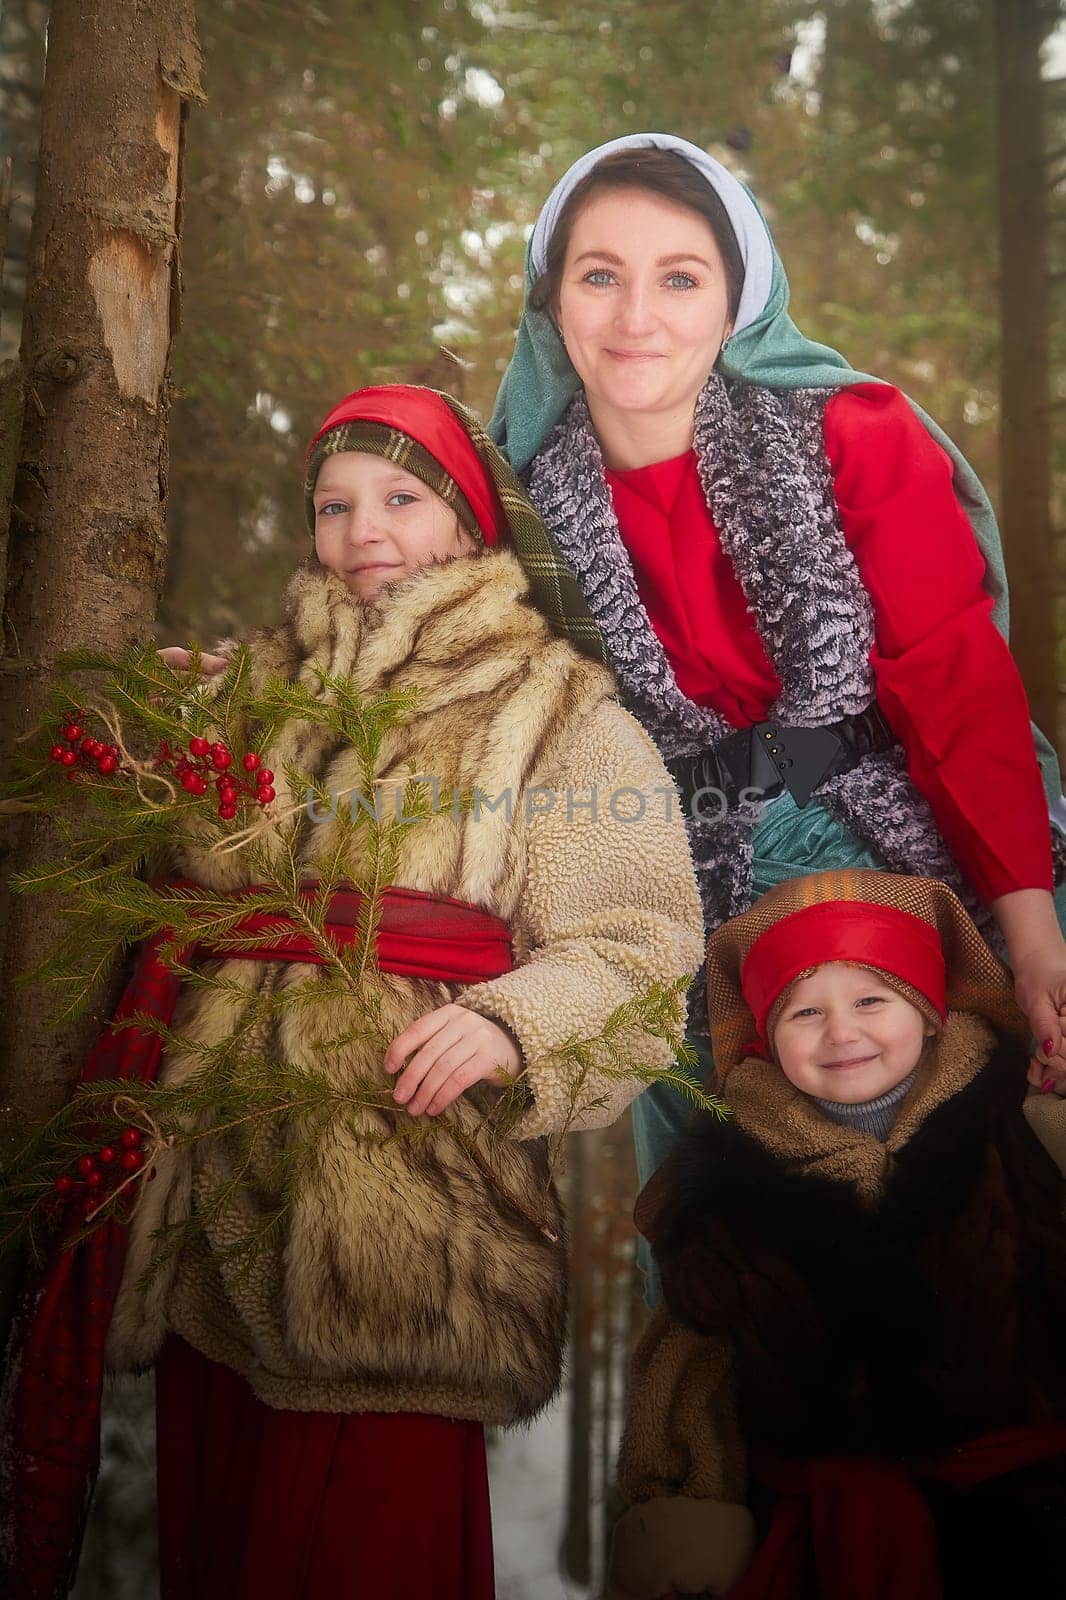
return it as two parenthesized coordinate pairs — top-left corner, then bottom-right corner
(706, 870), (1027, 1087)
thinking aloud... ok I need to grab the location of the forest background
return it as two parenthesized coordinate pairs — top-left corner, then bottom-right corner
(1, 0), (1065, 1596)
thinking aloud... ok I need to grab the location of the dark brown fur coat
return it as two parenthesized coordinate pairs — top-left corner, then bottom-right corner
(608, 1014), (1066, 1600)
(651, 1014), (1066, 1459)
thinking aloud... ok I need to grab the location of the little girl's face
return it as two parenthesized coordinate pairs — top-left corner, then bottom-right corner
(312, 451), (477, 600)
(771, 962), (933, 1104)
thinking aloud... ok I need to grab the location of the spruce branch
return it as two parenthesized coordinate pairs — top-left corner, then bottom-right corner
(2, 640), (720, 1293)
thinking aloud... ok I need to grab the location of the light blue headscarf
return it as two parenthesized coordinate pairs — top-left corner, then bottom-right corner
(488, 133), (1063, 805)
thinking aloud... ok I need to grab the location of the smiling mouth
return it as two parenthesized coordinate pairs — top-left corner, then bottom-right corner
(349, 563), (400, 575)
(608, 349), (662, 360)
(819, 1054), (879, 1071)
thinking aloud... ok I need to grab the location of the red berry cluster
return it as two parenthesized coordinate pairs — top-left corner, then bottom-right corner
(155, 737), (275, 821)
(52, 1126), (147, 1219)
(50, 714), (120, 780)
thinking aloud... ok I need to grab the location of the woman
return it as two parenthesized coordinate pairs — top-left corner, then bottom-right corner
(487, 133), (1066, 1285)
(2, 384), (704, 1600)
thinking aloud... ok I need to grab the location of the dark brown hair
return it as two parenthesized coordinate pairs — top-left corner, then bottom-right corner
(529, 148), (745, 322)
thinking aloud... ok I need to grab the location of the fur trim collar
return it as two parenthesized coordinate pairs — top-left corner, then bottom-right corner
(526, 379), (999, 948)
(527, 377), (874, 759)
(280, 550), (605, 715)
(721, 1012), (996, 1202)
(288, 551), (530, 668)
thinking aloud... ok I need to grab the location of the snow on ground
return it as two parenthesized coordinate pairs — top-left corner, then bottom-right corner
(72, 1367), (595, 1597)
(489, 1385), (591, 1600)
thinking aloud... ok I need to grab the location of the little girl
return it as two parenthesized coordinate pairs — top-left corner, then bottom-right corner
(3, 385), (704, 1600)
(609, 868), (1066, 1600)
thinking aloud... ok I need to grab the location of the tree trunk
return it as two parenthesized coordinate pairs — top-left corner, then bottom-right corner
(995, 0), (1059, 741)
(0, 0), (49, 363)
(0, 0), (203, 1145)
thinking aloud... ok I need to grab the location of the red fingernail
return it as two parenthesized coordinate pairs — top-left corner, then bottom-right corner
(1044, 1040), (1055, 1056)
(1042, 1076), (1055, 1094)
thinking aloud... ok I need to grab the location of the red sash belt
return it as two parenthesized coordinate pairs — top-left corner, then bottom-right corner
(179, 879), (514, 982)
(0, 882), (513, 1600)
(732, 1426), (1066, 1600)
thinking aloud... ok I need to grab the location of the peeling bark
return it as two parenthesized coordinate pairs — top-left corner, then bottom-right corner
(0, 0), (202, 1141)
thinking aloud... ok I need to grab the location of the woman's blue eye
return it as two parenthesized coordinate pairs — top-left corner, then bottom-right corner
(665, 272), (698, 290)
(582, 269), (616, 287)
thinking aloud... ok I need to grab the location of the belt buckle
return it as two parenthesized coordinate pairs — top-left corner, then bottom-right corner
(753, 722), (843, 809)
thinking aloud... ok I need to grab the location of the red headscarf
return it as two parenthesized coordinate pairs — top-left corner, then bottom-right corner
(306, 385), (505, 546)
(740, 900), (948, 1048)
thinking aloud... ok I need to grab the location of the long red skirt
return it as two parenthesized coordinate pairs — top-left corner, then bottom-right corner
(155, 1336), (496, 1600)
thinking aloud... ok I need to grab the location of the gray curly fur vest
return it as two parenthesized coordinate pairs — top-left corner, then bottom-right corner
(527, 376), (1006, 956)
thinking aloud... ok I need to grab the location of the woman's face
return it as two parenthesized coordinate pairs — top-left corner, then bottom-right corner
(556, 186), (735, 442)
(313, 452), (476, 600)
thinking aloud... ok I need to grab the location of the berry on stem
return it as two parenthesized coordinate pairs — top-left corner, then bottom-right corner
(119, 1128), (142, 1149)
(189, 736), (210, 757)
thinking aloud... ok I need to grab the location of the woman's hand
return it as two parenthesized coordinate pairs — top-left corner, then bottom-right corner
(1015, 949), (1066, 1088)
(158, 646), (231, 677)
(992, 889), (1066, 1093)
(384, 1004), (522, 1117)
(990, 890), (1066, 1094)
(1019, 968), (1066, 1096)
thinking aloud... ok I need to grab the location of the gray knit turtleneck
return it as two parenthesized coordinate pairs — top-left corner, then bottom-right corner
(809, 1068), (919, 1142)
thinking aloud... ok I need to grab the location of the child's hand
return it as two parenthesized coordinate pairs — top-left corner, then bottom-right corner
(158, 646), (231, 677)
(384, 1004), (521, 1116)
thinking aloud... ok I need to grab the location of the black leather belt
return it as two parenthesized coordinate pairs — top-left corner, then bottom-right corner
(665, 704), (897, 816)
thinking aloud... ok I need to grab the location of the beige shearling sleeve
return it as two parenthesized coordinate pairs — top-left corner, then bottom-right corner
(460, 701), (705, 1139)
(607, 1306), (756, 1600)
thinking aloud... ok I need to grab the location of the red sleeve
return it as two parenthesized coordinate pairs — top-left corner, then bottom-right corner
(824, 383), (1052, 901)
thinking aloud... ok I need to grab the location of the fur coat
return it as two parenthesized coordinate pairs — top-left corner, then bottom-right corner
(106, 551), (704, 1425)
(608, 1014), (1066, 1598)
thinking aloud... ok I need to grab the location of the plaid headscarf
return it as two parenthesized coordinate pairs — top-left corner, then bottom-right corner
(706, 869), (1027, 1085)
(303, 385), (607, 662)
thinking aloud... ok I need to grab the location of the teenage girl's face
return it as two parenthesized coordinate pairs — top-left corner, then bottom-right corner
(312, 452), (476, 600)
(556, 187), (734, 445)
(771, 963), (934, 1106)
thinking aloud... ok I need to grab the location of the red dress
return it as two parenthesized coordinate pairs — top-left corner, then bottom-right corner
(155, 1336), (496, 1600)
(604, 383), (1052, 902)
